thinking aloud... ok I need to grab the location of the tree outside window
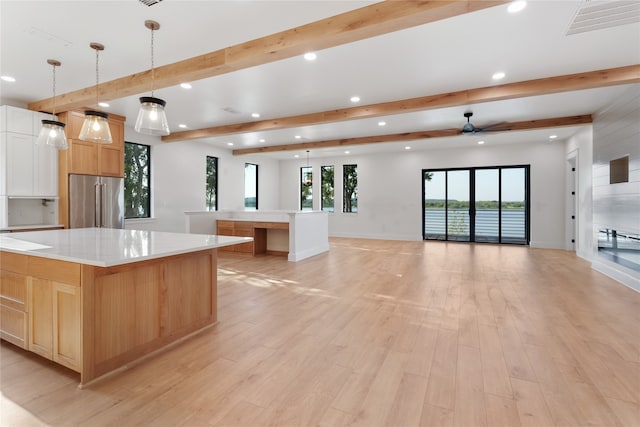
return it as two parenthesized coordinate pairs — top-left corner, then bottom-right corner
(206, 156), (218, 211)
(300, 166), (313, 210)
(124, 142), (150, 218)
(321, 166), (334, 212)
(343, 164), (358, 213)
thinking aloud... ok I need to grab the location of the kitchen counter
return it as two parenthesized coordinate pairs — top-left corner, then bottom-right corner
(0, 227), (251, 385)
(0, 224), (64, 232)
(0, 227), (252, 266)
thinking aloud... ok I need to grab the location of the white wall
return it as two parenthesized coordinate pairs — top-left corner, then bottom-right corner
(279, 140), (567, 248)
(590, 84), (640, 291)
(124, 126), (280, 233)
(566, 127), (594, 261)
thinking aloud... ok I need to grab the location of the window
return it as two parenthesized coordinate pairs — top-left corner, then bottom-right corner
(244, 163), (258, 210)
(423, 165), (530, 244)
(124, 142), (151, 219)
(343, 164), (358, 213)
(206, 156), (218, 211)
(321, 165), (334, 212)
(300, 166), (313, 210)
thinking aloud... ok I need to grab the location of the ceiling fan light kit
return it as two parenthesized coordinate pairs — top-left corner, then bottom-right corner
(36, 59), (68, 150)
(79, 42), (113, 144)
(135, 20), (170, 136)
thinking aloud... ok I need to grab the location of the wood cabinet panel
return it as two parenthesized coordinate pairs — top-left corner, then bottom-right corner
(0, 304), (28, 349)
(99, 145), (123, 177)
(29, 277), (53, 359)
(0, 251), (28, 274)
(0, 270), (27, 309)
(69, 140), (99, 175)
(164, 252), (213, 334)
(53, 282), (81, 372)
(28, 257), (81, 286)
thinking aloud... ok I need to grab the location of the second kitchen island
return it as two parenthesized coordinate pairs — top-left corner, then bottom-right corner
(0, 228), (251, 386)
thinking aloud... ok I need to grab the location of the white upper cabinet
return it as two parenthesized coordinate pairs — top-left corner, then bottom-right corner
(1, 105), (34, 134)
(1, 106), (58, 197)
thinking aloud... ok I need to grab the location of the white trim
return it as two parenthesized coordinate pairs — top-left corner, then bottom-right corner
(591, 258), (640, 293)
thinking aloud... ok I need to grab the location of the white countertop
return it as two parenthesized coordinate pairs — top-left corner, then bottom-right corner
(0, 224), (64, 232)
(0, 228), (252, 267)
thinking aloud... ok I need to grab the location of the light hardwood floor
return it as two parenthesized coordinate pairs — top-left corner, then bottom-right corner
(1, 238), (639, 426)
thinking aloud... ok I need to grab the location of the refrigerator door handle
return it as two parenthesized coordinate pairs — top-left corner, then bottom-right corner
(95, 183), (102, 227)
(102, 183), (108, 227)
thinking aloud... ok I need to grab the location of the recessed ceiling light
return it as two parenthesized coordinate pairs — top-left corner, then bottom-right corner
(98, 102), (110, 108)
(492, 71), (506, 81)
(226, 142), (234, 146)
(549, 134), (558, 139)
(295, 135), (301, 139)
(508, 0), (527, 13)
(259, 138), (265, 143)
(477, 140), (485, 145)
(180, 83), (192, 89)
(251, 112), (260, 118)
(344, 150), (350, 154)
(1, 75), (16, 82)
(378, 121), (386, 126)
(350, 96), (360, 103)
(178, 124), (187, 129)
(304, 52), (317, 61)
(294, 154), (300, 158)
(405, 146), (411, 150)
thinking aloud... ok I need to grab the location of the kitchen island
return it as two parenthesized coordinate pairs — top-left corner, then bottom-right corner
(0, 228), (251, 386)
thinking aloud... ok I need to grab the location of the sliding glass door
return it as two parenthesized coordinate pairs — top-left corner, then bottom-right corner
(423, 166), (529, 245)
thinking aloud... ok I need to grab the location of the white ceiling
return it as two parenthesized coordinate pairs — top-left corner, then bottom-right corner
(1, 0), (639, 159)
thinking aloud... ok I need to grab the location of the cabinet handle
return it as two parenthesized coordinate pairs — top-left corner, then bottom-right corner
(95, 184), (102, 227)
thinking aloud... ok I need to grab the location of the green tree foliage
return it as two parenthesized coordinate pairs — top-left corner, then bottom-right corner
(124, 142), (150, 218)
(206, 156), (218, 211)
(343, 164), (358, 213)
(321, 166), (334, 211)
(301, 167), (312, 210)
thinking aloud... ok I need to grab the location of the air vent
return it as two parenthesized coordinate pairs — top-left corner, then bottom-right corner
(567, 0), (640, 35)
(139, 0), (163, 6)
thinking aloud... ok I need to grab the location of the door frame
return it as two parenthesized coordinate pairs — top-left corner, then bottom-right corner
(422, 165), (531, 245)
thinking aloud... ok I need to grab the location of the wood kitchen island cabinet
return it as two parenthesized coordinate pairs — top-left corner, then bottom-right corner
(0, 228), (251, 385)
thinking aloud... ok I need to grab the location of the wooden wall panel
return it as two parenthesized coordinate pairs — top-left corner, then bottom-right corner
(29, 277), (53, 359)
(164, 252), (213, 335)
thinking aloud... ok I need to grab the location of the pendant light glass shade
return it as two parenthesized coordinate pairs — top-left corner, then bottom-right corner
(36, 59), (68, 150)
(36, 119), (68, 149)
(79, 110), (112, 144)
(136, 20), (170, 136)
(135, 96), (170, 135)
(79, 42), (112, 144)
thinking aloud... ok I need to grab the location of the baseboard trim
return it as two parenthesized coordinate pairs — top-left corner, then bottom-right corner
(591, 258), (640, 293)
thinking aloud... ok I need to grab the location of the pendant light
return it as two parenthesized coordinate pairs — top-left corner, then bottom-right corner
(79, 42), (112, 144)
(36, 59), (68, 150)
(135, 20), (170, 136)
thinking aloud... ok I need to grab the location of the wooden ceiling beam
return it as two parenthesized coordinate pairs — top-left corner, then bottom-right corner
(28, 0), (508, 113)
(165, 65), (639, 142)
(231, 114), (593, 155)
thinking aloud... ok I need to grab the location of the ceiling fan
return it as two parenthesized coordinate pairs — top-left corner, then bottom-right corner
(461, 112), (512, 134)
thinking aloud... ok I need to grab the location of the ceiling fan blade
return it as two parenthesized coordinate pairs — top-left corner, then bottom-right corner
(478, 121), (508, 130)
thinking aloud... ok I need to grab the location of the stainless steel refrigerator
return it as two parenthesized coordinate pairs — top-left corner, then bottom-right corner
(69, 174), (124, 228)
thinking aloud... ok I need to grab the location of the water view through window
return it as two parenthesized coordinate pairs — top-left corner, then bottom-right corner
(423, 166), (529, 244)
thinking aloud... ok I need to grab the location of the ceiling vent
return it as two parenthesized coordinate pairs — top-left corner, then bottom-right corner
(138, 0), (163, 6)
(567, 0), (640, 35)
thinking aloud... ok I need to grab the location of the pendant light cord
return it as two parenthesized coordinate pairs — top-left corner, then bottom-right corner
(95, 48), (100, 106)
(150, 26), (155, 96)
(51, 63), (57, 117)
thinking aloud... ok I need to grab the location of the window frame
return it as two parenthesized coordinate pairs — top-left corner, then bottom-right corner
(244, 163), (259, 210)
(342, 164), (358, 213)
(124, 141), (151, 219)
(300, 166), (313, 211)
(206, 155), (218, 211)
(321, 165), (335, 212)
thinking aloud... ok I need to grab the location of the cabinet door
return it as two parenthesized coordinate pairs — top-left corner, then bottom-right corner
(2, 106), (33, 134)
(99, 145), (123, 177)
(69, 139), (99, 175)
(29, 277), (53, 359)
(6, 133), (34, 196)
(35, 143), (58, 197)
(0, 269), (29, 349)
(53, 282), (81, 372)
